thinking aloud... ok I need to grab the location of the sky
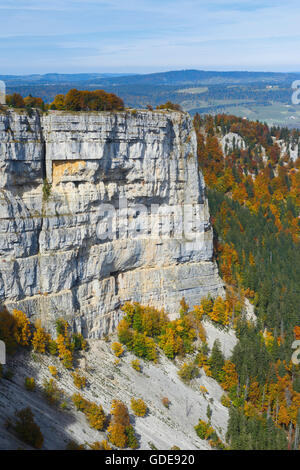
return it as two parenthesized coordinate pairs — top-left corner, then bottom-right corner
(1, 0), (300, 74)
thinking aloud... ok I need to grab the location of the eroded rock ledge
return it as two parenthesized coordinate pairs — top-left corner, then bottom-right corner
(0, 109), (223, 337)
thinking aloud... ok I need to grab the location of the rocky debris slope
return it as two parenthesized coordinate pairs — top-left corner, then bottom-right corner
(0, 109), (223, 337)
(0, 323), (236, 450)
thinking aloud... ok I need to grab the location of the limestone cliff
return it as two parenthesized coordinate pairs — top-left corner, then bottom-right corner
(0, 108), (223, 337)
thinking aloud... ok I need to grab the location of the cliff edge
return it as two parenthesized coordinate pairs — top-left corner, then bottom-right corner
(0, 109), (223, 337)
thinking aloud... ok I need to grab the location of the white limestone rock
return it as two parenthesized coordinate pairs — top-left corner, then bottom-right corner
(0, 109), (223, 336)
(221, 132), (246, 155)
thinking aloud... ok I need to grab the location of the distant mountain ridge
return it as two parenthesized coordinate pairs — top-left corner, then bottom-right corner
(3, 69), (300, 127)
(2, 69), (300, 87)
(0, 73), (135, 86)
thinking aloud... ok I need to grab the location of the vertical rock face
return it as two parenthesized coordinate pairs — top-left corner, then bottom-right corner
(0, 108), (223, 337)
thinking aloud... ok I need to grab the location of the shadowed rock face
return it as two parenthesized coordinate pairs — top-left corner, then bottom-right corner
(0, 109), (223, 337)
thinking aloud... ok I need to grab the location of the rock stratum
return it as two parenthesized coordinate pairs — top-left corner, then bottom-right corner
(0, 109), (223, 337)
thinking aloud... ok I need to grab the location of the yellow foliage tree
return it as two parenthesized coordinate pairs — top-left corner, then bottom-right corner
(108, 400), (130, 448)
(32, 327), (50, 353)
(111, 342), (124, 357)
(107, 422), (127, 448)
(56, 334), (73, 369)
(88, 440), (112, 450)
(85, 402), (106, 430)
(12, 309), (31, 347)
(48, 366), (58, 378)
(72, 370), (86, 389)
(130, 398), (147, 417)
(220, 361), (238, 391)
(131, 359), (141, 372)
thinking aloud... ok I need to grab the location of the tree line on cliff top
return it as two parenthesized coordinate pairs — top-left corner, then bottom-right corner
(4, 88), (124, 112)
(4, 88), (184, 113)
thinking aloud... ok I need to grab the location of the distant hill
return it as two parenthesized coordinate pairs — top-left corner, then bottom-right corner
(91, 69), (300, 86)
(0, 72), (134, 86)
(2, 69), (300, 87)
(2, 69), (300, 127)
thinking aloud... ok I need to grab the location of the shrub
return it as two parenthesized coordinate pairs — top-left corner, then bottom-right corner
(14, 407), (44, 449)
(118, 315), (158, 360)
(56, 334), (73, 369)
(179, 297), (189, 316)
(162, 397), (171, 408)
(55, 318), (68, 337)
(195, 419), (226, 449)
(50, 89), (124, 112)
(130, 398), (148, 417)
(48, 365), (58, 378)
(148, 441), (158, 450)
(50, 94), (65, 110)
(108, 422), (127, 448)
(48, 340), (58, 356)
(118, 301), (205, 362)
(177, 362), (199, 383)
(200, 385), (208, 396)
(131, 359), (141, 372)
(159, 328), (182, 359)
(71, 393), (105, 430)
(110, 399), (130, 426)
(203, 364), (212, 377)
(108, 400), (131, 448)
(126, 425), (139, 449)
(194, 419), (214, 440)
(197, 322), (207, 343)
(42, 378), (63, 406)
(32, 326), (50, 353)
(72, 370), (86, 389)
(117, 318), (133, 345)
(0, 309), (18, 354)
(207, 339), (225, 381)
(199, 296), (213, 316)
(24, 377), (35, 392)
(24, 95), (45, 110)
(159, 317), (196, 359)
(85, 402), (106, 430)
(6, 93), (25, 108)
(221, 394), (231, 408)
(12, 309), (31, 347)
(88, 440), (112, 450)
(42, 179), (52, 202)
(111, 342), (124, 357)
(156, 101), (182, 112)
(195, 344), (209, 367)
(206, 404), (212, 421)
(72, 393), (88, 411)
(71, 333), (87, 351)
(131, 331), (157, 361)
(121, 302), (168, 337)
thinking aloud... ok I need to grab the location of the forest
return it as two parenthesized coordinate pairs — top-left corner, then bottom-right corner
(4, 88), (124, 112)
(194, 113), (300, 449)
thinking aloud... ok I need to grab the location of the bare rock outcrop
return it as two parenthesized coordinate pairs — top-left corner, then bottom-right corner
(0, 108), (223, 337)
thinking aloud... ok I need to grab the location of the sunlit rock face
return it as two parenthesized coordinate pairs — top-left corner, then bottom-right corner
(0, 109), (223, 337)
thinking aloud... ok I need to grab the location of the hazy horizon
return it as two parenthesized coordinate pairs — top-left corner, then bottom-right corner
(1, 1), (300, 74)
(3, 67), (300, 78)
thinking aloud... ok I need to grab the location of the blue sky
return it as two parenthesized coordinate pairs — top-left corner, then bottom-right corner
(1, 0), (300, 74)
